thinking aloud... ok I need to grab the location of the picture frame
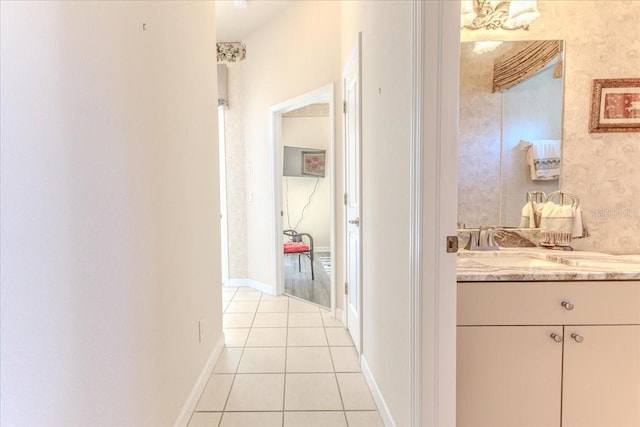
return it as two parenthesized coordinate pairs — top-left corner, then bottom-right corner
(301, 151), (326, 177)
(589, 78), (640, 133)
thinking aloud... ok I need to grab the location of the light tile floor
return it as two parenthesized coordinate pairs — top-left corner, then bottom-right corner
(188, 287), (384, 427)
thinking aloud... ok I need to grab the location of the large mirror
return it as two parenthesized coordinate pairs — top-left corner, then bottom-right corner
(458, 40), (565, 228)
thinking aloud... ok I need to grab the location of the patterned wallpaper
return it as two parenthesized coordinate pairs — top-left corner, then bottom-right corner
(224, 62), (248, 277)
(461, 0), (640, 255)
(282, 103), (330, 118)
(458, 44), (502, 227)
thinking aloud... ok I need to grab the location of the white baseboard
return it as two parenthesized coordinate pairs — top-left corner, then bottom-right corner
(174, 333), (225, 427)
(361, 355), (396, 427)
(225, 278), (275, 295)
(334, 307), (345, 325)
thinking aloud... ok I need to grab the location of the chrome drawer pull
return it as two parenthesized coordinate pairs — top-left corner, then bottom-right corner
(571, 333), (584, 343)
(550, 333), (563, 343)
(561, 301), (575, 310)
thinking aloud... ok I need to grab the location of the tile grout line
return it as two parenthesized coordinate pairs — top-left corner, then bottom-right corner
(282, 295), (290, 427)
(216, 286), (238, 427)
(220, 289), (262, 427)
(218, 288), (261, 425)
(322, 320), (347, 421)
(322, 313), (351, 426)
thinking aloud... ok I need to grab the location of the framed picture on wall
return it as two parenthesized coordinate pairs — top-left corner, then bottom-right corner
(589, 78), (640, 133)
(301, 151), (326, 177)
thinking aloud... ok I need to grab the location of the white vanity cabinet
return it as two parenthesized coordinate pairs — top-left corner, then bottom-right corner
(561, 324), (640, 427)
(457, 281), (640, 427)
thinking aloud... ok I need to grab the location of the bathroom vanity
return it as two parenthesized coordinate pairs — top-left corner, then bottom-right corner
(456, 249), (640, 427)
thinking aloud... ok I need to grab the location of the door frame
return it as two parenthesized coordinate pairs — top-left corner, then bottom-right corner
(411, 2), (459, 427)
(218, 105), (230, 286)
(269, 84), (336, 313)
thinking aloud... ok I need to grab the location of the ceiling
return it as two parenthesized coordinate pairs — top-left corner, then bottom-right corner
(215, 0), (292, 42)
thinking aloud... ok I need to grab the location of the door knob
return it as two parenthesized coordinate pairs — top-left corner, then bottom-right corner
(571, 333), (584, 343)
(550, 333), (563, 343)
(561, 301), (575, 310)
(348, 217), (360, 226)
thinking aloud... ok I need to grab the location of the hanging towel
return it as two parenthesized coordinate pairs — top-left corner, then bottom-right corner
(526, 139), (561, 181)
(537, 201), (574, 246)
(572, 206), (590, 239)
(520, 200), (539, 228)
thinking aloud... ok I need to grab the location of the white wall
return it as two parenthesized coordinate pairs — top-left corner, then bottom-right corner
(0, 2), (222, 425)
(241, 1), (342, 287)
(282, 116), (331, 250)
(342, 2), (413, 425)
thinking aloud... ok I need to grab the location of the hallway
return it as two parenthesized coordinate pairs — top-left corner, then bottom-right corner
(187, 287), (383, 427)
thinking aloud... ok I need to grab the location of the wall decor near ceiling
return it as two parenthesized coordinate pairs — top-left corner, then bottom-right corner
(589, 78), (640, 133)
(217, 42), (246, 63)
(461, 0), (540, 30)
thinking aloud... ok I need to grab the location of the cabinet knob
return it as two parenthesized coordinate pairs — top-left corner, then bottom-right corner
(550, 333), (563, 343)
(561, 301), (575, 310)
(571, 333), (584, 343)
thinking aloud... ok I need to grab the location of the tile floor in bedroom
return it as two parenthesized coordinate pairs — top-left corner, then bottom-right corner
(187, 287), (384, 427)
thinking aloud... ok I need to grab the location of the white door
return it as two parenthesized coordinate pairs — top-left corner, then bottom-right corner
(343, 35), (362, 353)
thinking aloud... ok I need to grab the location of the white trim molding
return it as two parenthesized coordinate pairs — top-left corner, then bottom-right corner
(361, 355), (396, 427)
(173, 333), (225, 427)
(411, 1), (459, 427)
(410, 2), (424, 426)
(334, 307), (345, 327)
(225, 278), (275, 295)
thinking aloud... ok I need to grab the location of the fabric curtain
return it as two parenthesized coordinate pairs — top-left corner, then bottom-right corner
(493, 40), (562, 92)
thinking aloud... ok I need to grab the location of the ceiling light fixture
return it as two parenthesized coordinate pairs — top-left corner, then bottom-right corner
(461, 0), (540, 30)
(233, 0), (248, 9)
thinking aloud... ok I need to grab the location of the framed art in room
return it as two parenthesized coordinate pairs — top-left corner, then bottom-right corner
(301, 151), (326, 177)
(589, 78), (640, 133)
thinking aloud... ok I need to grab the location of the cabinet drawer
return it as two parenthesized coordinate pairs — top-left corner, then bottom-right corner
(458, 281), (640, 326)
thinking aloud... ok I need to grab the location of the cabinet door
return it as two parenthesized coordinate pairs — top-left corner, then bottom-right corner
(457, 326), (563, 427)
(562, 325), (640, 427)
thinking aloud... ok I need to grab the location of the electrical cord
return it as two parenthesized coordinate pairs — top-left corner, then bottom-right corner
(285, 177), (320, 231)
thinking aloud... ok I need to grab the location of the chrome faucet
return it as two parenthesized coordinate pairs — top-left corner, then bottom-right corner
(463, 226), (500, 251)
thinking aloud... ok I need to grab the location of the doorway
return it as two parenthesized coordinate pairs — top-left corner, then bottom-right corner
(270, 85), (336, 311)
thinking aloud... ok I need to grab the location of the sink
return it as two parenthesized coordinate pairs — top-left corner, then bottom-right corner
(457, 250), (640, 272)
(468, 256), (565, 268)
(562, 259), (640, 272)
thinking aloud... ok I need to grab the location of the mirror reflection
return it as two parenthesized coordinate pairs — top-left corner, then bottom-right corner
(458, 40), (565, 228)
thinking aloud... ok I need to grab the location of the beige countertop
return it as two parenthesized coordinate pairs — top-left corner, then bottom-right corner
(457, 247), (640, 282)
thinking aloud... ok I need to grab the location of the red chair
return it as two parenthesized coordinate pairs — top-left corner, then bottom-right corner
(283, 229), (314, 280)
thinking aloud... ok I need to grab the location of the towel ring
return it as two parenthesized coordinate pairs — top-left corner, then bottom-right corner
(547, 190), (579, 208)
(527, 191), (547, 203)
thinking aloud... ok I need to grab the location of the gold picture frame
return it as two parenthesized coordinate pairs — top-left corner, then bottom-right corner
(589, 78), (640, 133)
(301, 151), (326, 177)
